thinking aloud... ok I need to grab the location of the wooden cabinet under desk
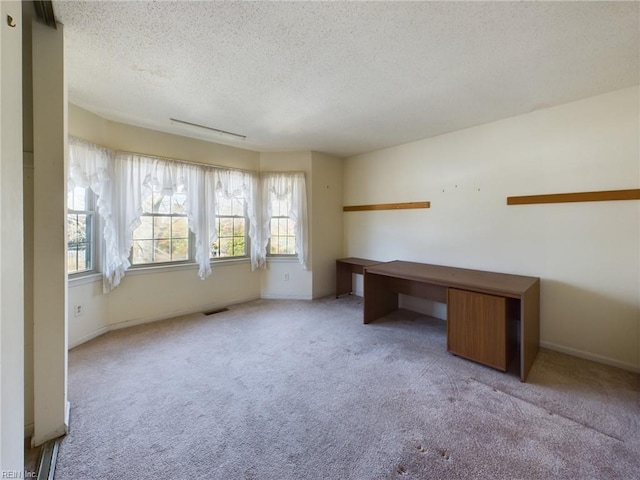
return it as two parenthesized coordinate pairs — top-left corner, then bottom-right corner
(447, 289), (508, 371)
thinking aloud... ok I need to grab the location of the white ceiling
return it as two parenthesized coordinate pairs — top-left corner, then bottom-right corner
(52, 1), (639, 158)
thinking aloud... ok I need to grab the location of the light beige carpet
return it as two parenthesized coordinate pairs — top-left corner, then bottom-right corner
(55, 296), (640, 479)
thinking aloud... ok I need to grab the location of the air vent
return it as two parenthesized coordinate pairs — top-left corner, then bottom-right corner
(169, 118), (247, 141)
(203, 307), (229, 316)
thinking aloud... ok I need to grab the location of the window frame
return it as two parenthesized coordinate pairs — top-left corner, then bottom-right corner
(67, 185), (98, 277)
(211, 189), (250, 261)
(130, 188), (194, 268)
(267, 214), (297, 257)
(211, 213), (249, 260)
(266, 191), (297, 258)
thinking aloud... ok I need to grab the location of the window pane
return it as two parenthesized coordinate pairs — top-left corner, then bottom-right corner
(233, 218), (245, 237)
(286, 219), (295, 236)
(218, 238), (233, 257)
(232, 236), (246, 256)
(68, 214), (87, 243)
(219, 218), (233, 237)
(277, 237), (289, 253)
(268, 214), (295, 255)
(67, 210), (94, 273)
(132, 240), (154, 264)
(172, 217), (189, 238)
(154, 239), (171, 262)
(78, 244), (91, 271)
(134, 189), (191, 265)
(172, 239), (189, 261)
(154, 217), (172, 239)
(67, 247), (78, 273)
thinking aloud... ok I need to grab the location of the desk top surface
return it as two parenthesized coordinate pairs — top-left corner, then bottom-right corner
(365, 260), (539, 296)
(336, 257), (384, 267)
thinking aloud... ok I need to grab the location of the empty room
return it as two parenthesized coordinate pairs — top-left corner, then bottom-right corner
(1, 1), (639, 479)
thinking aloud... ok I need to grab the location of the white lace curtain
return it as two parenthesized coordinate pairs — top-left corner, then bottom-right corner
(261, 172), (308, 270)
(68, 136), (114, 227)
(107, 153), (261, 290)
(68, 137), (308, 291)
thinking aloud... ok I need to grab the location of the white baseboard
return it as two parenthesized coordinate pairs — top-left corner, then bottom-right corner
(540, 341), (640, 373)
(260, 293), (313, 300)
(65, 401), (70, 433)
(109, 294), (261, 332)
(69, 295), (260, 348)
(69, 326), (109, 349)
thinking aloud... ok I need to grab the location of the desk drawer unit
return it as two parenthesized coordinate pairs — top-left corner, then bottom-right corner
(447, 288), (507, 371)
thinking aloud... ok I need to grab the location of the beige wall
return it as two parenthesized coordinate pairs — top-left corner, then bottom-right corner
(311, 152), (344, 298)
(1, 0), (25, 469)
(343, 86), (640, 372)
(67, 106), (263, 345)
(21, 0), (34, 442)
(31, 19), (69, 447)
(70, 103), (260, 170)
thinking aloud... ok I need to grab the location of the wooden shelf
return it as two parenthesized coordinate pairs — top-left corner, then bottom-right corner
(507, 189), (640, 206)
(343, 201), (430, 212)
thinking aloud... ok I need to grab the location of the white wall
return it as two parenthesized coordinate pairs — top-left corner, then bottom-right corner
(344, 86), (640, 372)
(1, 0), (24, 470)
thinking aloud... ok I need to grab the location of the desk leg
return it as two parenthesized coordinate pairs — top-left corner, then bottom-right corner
(520, 280), (540, 382)
(363, 272), (397, 324)
(336, 262), (352, 298)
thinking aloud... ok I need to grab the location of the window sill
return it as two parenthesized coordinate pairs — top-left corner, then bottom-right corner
(68, 272), (102, 286)
(126, 257), (251, 276)
(266, 256), (299, 264)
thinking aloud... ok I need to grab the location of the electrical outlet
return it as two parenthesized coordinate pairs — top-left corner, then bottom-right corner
(284, 272), (290, 281)
(74, 304), (83, 317)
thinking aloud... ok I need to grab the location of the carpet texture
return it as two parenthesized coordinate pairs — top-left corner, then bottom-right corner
(55, 297), (640, 479)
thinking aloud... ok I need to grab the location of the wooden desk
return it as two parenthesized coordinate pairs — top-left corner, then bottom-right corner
(336, 258), (384, 297)
(364, 261), (540, 382)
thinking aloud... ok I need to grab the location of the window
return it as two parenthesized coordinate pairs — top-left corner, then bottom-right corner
(261, 172), (308, 268)
(131, 186), (191, 265)
(212, 193), (247, 259)
(268, 195), (296, 256)
(67, 186), (95, 274)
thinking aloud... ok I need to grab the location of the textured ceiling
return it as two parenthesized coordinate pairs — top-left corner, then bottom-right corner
(53, 1), (639, 158)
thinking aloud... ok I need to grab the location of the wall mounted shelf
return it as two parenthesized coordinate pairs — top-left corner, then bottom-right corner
(343, 201), (430, 212)
(507, 189), (640, 206)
